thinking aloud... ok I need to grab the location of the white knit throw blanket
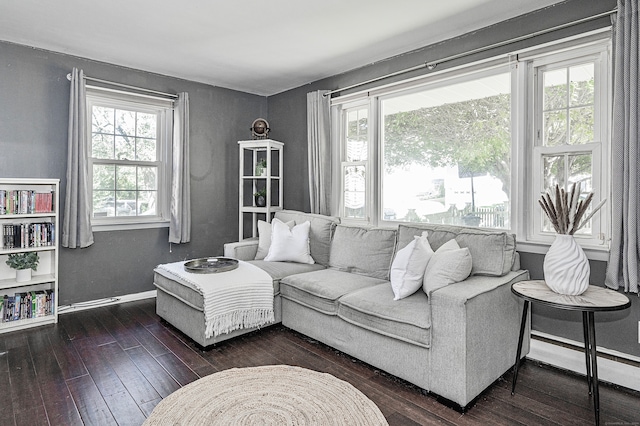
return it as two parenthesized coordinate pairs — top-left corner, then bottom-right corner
(155, 260), (274, 339)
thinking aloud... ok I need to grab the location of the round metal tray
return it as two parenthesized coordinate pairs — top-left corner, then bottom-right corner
(183, 257), (239, 274)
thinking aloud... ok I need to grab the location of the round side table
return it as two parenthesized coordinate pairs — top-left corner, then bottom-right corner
(510, 280), (630, 426)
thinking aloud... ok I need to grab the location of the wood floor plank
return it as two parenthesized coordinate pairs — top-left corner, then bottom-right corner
(66, 375), (117, 426)
(154, 352), (199, 387)
(145, 322), (212, 371)
(93, 306), (141, 350)
(47, 324), (88, 380)
(7, 343), (45, 416)
(27, 331), (84, 426)
(97, 342), (161, 405)
(125, 345), (181, 398)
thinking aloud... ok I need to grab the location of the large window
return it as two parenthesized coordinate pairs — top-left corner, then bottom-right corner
(87, 89), (173, 229)
(381, 70), (511, 228)
(333, 37), (610, 254)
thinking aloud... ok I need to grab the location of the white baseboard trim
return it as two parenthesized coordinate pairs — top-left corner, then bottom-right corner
(528, 332), (640, 392)
(58, 290), (157, 314)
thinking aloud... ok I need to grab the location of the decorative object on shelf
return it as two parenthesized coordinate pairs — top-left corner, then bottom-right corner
(183, 257), (239, 274)
(6, 252), (39, 282)
(538, 182), (606, 296)
(255, 158), (267, 176)
(254, 189), (267, 207)
(250, 118), (270, 139)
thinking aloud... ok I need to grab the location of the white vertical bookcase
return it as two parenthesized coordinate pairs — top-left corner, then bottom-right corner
(0, 178), (59, 333)
(238, 140), (283, 240)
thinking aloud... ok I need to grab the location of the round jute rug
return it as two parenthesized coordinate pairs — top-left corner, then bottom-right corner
(144, 365), (388, 425)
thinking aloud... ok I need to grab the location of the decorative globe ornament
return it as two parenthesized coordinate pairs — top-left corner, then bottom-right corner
(251, 118), (270, 139)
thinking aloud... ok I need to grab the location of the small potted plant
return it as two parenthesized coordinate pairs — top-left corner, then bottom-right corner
(6, 252), (39, 282)
(255, 159), (267, 176)
(254, 189), (267, 207)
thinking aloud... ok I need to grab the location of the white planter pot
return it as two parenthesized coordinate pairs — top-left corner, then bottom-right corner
(543, 234), (590, 295)
(16, 268), (32, 283)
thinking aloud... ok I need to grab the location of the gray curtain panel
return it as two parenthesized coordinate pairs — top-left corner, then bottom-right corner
(62, 68), (94, 249)
(169, 92), (191, 244)
(605, 0), (639, 294)
(307, 90), (332, 215)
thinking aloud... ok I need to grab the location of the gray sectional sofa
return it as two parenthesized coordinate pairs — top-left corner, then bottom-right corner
(222, 210), (530, 409)
(156, 209), (530, 409)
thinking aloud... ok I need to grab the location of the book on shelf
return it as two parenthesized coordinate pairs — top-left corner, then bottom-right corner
(1, 289), (54, 323)
(1, 222), (55, 249)
(0, 190), (55, 215)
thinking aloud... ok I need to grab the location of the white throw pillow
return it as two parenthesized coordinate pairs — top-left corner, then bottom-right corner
(423, 239), (472, 296)
(390, 232), (433, 300)
(255, 219), (294, 260)
(264, 219), (315, 264)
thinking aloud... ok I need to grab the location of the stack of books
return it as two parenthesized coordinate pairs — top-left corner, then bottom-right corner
(1, 290), (55, 322)
(0, 190), (55, 215)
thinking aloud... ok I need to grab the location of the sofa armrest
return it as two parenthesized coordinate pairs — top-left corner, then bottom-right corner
(427, 269), (530, 407)
(223, 239), (258, 261)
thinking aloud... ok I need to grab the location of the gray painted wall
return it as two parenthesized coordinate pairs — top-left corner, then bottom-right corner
(0, 41), (267, 305)
(267, 0), (640, 359)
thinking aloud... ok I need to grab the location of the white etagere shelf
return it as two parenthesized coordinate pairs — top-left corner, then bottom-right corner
(0, 178), (59, 333)
(238, 140), (283, 240)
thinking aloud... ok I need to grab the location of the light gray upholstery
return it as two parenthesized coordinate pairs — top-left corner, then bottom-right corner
(328, 225), (397, 280)
(280, 269), (386, 315)
(160, 210), (530, 409)
(338, 283), (431, 348)
(397, 223), (516, 276)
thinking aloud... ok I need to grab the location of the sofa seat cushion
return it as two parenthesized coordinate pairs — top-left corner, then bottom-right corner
(280, 269), (387, 315)
(249, 261), (325, 294)
(338, 283), (431, 348)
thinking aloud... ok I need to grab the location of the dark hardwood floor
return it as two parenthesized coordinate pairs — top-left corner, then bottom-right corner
(0, 298), (638, 425)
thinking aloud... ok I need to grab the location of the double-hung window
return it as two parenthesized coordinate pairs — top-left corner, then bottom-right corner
(528, 46), (609, 247)
(86, 88), (173, 230)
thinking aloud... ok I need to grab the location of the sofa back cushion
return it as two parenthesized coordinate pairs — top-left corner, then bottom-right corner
(275, 210), (340, 266)
(397, 224), (516, 277)
(329, 225), (397, 280)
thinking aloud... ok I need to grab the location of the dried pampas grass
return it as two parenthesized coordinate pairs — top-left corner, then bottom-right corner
(538, 182), (605, 235)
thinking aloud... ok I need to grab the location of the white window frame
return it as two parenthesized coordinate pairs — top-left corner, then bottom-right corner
(86, 87), (173, 231)
(523, 42), (611, 255)
(331, 32), (611, 259)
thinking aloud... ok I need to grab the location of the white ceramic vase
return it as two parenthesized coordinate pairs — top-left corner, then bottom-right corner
(543, 234), (590, 295)
(16, 268), (32, 283)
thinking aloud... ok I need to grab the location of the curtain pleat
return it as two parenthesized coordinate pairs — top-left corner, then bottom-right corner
(307, 90), (332, 215)
(605, 0), (639, 294)
(62, 68), (94, 249)
(169, 92), (191, 244)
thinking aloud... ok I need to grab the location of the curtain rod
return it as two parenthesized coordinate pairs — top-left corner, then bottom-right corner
(324, 8), (616, 97)
(66, 73), (178, 99)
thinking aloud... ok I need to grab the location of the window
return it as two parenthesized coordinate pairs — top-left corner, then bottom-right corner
(86, 88), (173, 229)
(381, 70), (511, 228)
(529, 48), (608, 246)
(340, 104), (370, 220)
(333, 36), (610, 254)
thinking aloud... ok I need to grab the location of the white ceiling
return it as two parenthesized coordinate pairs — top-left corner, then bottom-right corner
(0, 0), (565, 96)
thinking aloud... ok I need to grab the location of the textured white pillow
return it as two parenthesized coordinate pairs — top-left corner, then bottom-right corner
(423, 239), (472, 296)
(255, 219), (294, 260)
(390, 232), (433, 300)
(264, 219), (315, 264)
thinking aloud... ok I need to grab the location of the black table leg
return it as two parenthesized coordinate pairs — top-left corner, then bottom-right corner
(582, 311), (592, 395)
(587, 312), (600, 426)
(511, 300), (529, 395)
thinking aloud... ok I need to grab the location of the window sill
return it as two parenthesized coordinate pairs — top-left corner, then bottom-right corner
(516, 240), (610, 262)
(91, 219), (169, 232)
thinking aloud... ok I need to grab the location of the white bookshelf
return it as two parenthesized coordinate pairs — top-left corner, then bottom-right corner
(0, 178), (59, 333)
(238, 140), (283, 240)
